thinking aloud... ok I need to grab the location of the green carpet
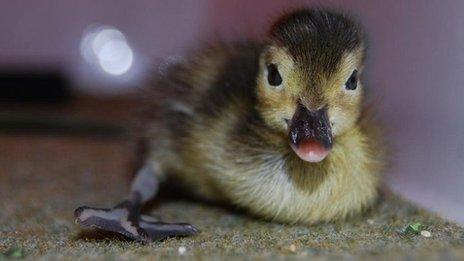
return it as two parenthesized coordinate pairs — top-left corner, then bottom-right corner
(1, 135), (463, 260)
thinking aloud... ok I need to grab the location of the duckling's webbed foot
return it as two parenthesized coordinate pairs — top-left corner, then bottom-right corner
(74, 165), (199, 243)
(74, 200), (198, 243)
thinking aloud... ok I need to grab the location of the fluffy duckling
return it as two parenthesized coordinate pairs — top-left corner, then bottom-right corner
(75, 8), (385, 243)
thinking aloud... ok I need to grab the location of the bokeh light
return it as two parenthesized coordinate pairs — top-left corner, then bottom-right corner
(80, 26), (134, 76)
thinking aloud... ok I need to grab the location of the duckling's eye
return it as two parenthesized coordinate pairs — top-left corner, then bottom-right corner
(345, 69), (358, 90)
(266, 63), (282, 86)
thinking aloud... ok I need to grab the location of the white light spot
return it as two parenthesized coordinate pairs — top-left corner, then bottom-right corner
(80, 26), (134, 76)
(178, 246), (187, 255)
(98, 40), (133, 75)
(420, 230), (432, 238)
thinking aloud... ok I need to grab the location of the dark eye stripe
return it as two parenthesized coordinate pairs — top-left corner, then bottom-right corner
(345, 69), (358, 90)
(267, 63), (282, 86)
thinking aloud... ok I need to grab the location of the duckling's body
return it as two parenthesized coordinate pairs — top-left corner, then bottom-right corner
(147, 44), (382, 224)
(75, 9), (385, 242)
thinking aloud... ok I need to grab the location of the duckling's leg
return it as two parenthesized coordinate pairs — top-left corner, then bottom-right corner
(74, 165), (199, 243)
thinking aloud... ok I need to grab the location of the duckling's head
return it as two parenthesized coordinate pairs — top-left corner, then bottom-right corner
(256, 9), (365, 163)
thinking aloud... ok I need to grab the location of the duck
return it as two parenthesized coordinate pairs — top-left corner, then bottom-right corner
(74, 8), (385, 243)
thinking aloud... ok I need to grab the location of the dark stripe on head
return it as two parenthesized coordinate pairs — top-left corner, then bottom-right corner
(270, 9), (364, 75)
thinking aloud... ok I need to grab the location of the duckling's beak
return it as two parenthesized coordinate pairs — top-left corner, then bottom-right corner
(288, 104), (333, 163)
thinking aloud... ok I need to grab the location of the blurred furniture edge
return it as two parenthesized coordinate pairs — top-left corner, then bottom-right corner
(0, 69), (139, 139)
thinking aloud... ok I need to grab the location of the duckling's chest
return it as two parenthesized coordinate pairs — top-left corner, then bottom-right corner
(189, 149), (379, 224)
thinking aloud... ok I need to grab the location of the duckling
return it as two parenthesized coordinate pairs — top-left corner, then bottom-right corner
(74, 8), (385, 243)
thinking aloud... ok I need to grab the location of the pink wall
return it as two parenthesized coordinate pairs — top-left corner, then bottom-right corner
(1, 1), (463, 223)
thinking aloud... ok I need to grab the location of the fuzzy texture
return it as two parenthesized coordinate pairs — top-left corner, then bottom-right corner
(139, 9), (385, 224)
(0, 134), (463, 259)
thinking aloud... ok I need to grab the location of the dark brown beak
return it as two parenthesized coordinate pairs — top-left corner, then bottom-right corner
(288, 103), (333, 149)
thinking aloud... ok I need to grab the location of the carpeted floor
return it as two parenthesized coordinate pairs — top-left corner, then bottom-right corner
(1, 134), (464, 260)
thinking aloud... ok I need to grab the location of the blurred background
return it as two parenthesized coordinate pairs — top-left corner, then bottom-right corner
(0, 1), (463, 223)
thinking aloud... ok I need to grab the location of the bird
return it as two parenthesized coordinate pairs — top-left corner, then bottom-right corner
(74, 8), (385, 243)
